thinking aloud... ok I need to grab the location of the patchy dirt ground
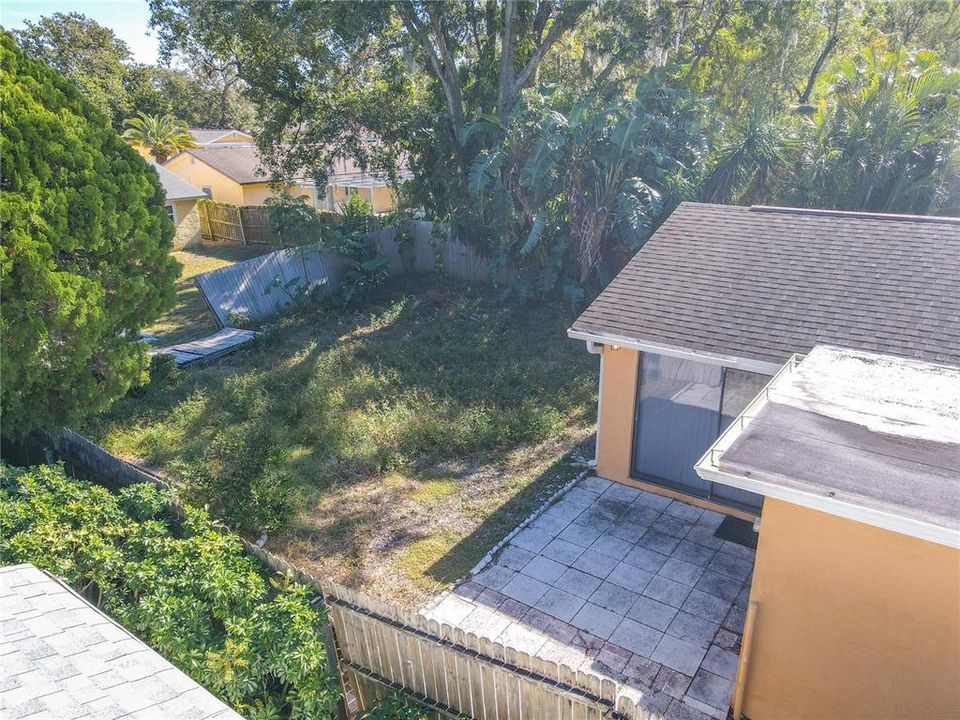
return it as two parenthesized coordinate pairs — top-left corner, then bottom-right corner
(270, 433), (595, 608)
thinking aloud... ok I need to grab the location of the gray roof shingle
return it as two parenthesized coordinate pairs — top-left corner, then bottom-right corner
(0, 564), (242, 720)
(188, 128), (251, 144)
(171, 145), (269, 185)
(570, 202), (960, 366)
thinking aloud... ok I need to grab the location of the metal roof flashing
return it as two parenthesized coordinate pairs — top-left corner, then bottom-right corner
(695, 347), (960, 549)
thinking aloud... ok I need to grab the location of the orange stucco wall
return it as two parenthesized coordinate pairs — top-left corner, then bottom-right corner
(594, 346), (753, 519)
(596, 347), (639, 482)
(740, 499), (960, 719)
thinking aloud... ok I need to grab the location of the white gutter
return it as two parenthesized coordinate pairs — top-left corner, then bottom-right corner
(693, 355), (960, 550)
(567, 329), (783, 375)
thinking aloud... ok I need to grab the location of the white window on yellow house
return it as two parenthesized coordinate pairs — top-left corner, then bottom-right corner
(164, 205), (175, 222)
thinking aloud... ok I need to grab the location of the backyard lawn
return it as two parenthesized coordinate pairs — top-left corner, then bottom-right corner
(86, 277), (598, 606)
(144, 242), (272, 345)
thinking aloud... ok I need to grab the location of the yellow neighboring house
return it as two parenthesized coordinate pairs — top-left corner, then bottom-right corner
(152, 162), (207, 249)
(163, 144), (406, 213)
(129, 127), (253, 162)
(189, 128), (254, 145)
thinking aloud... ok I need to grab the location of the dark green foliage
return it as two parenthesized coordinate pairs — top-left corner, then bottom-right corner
(0, 32), (179, 435)
(321, 195), (390, 306)
(12, 12), (132, 123)
(172, 419), (300, 535)
(0, 463), (341, 719)
(359, 696), (435, 720)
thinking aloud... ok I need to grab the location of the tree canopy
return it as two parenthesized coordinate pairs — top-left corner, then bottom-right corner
(141, 1), (960, 293)
(11, 11), (254, 130)
(0, 32), (179, 435)
(123, 110), (197, 163)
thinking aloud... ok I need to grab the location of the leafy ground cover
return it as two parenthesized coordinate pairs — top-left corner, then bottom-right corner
(0, 463), (340, 719)
(144, 242), (272, 345)
(85, 277), (598, 606)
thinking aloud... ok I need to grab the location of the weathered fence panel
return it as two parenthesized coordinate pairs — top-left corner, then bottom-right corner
(195, 244), (346, 327)
(200, 201), (246, 243)
(239, 206), (279, 245)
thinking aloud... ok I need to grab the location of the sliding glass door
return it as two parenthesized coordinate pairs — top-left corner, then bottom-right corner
(632, 353), (767, 512)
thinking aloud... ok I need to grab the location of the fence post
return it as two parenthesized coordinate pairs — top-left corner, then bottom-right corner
(237, 207), (248, 245)
(322, 623), (351, 720)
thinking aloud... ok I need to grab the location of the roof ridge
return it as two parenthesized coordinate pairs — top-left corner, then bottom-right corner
(748, 204), (960, 225)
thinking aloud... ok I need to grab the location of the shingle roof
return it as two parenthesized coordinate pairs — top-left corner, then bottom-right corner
(0, 564), (242, 720)
(188, 128), (251, 144)
(152, 162), (206, 201)
(570, 202), (960, 366)
(172, 145), (270, 185)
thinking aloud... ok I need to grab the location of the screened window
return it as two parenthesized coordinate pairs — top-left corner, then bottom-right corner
(632, 353), (769, 511)
(164, 205), (175, 222)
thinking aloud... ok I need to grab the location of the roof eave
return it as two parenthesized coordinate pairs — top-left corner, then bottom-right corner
(567, 328), (784, 375)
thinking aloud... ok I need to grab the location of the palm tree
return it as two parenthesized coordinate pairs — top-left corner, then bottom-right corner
(122, 112), (196, 163)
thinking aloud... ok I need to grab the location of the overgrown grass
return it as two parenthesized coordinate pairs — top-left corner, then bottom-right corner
(86, 277), (598, 604)
(145, 242), (273, 345)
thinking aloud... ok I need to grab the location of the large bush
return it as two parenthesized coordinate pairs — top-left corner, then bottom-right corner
(0, 32), (179, 434)
(0, 463), (341, 719)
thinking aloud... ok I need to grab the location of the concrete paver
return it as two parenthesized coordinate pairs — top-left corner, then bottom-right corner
(421, 475), (756, 719)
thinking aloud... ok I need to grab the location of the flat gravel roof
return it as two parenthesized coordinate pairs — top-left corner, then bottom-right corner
(700, 346), (960, 544)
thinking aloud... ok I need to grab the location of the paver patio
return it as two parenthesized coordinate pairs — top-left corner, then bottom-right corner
(421, 475), (755, 720)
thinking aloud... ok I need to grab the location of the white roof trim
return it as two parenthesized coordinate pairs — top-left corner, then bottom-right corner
(567, 329), (783, 375)
(693, 355), (960, 549)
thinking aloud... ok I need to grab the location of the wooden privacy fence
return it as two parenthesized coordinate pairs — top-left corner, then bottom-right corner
(200, 201), (382, 246)
(195, 243), (346, 328)
(242, 540), (656, 720)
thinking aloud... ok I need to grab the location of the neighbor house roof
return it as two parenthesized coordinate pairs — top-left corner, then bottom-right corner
(569, 203), (960, 369)
(0, 563), (242, 719)
(695, 345), (960, 548)
(152, 162), (207, 201)
(171, 145), (271, 185)
(188, 128), (252, 144)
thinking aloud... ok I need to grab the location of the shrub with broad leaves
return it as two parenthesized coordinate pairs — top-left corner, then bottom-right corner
(0, 463), (341, 719)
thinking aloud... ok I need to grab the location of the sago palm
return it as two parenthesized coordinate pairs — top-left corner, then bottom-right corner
(122, 112), (196, 163)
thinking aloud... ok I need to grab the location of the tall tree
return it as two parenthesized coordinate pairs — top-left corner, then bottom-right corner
(0, 33), (179, 433)
(13, 12), (132, 124)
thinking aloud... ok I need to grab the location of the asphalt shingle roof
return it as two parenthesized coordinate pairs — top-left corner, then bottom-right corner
(570, 202), (960, 366)
(188, 128), (250, 144)
(172, 145), (269, 185)
(0, 564), (242, 720)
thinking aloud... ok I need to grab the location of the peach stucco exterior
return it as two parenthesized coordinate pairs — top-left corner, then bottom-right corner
(594, 346), (754, 520)
(739, 498), (960, 720)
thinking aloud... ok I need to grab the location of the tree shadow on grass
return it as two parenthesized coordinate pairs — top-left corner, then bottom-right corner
(424, 435), (595, 586)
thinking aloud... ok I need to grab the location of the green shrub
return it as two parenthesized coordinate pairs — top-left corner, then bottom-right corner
(0, 33), (179, 434)
(359, 696), (434, 720)
(172, 421), (301, 534)
(0, 463), (340, 719)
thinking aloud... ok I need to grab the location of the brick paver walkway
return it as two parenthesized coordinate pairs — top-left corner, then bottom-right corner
(421, 475), (755, 720)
